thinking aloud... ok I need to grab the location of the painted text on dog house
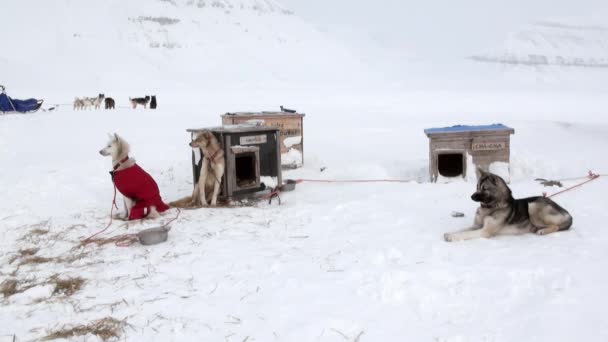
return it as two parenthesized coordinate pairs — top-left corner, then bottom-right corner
(472, 141), (506, 151)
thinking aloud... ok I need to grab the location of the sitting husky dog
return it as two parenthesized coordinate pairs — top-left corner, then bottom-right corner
(129, 96), (150, 109)
(171, 131), (225, 207)
(99, 133), (170, 220)
(444, 169), (572, 242)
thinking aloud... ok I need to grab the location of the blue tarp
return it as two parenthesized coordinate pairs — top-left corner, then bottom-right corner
(0, 93), (42, 113)
(424, 124), (514, 135)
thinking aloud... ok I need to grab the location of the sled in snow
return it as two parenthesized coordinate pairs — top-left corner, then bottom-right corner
(0, 85), (44, 114)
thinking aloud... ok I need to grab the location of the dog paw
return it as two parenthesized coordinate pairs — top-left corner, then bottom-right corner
(112, 213), (128, 221)
(444, 233), (454, 242)
(536, 228), (555, 236)
(147, 211), (160, 219)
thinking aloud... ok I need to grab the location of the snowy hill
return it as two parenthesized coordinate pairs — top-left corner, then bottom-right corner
(283, 0), (608, 90)
(2, 0), (370, 96)
(5, 0), (608, 96)
(471, 21), (608, 68)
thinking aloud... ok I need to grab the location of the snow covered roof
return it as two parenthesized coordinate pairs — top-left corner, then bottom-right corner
(223, 111), (305, 117)
(187, 125), (280, 134)
(424, 124), (514, 136)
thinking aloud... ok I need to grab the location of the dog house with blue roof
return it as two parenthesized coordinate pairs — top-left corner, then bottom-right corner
(424, 124), (515, 182)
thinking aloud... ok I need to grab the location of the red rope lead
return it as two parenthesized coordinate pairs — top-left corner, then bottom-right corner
(295, 178), (411, 184)
(260, 187), (281, 205)
(162, 208), (182, 228)
(295, 171), (602, 199)
(79, 185), (182, 247)
(81, 185), (119, 244)
(544, 171), (601, 198)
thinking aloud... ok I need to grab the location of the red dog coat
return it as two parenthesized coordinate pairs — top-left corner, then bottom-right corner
(112, 164), (170, 220)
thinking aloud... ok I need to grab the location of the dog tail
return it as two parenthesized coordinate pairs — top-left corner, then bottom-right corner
(169, 196), (198, 208)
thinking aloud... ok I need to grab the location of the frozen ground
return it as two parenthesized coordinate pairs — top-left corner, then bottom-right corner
(1, 90), (608, 341)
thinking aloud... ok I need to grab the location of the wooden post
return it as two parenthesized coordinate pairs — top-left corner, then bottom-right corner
(275, 130), (283, 186)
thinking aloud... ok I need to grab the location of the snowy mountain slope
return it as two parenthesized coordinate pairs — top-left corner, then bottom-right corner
(283, 0), (608, 89)
(5, 0), (608, 97)
(2, 0), (372, 96)
(471, 21), (608, 68)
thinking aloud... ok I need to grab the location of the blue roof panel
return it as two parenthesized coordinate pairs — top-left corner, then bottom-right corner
(424, 124), (513, 135)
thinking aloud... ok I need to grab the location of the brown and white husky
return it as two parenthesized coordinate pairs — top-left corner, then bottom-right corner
(171, 131), (225, 207)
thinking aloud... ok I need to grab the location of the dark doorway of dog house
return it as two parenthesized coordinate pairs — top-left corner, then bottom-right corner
(437, 153), (465, 178)
(235, 152), (257, 188)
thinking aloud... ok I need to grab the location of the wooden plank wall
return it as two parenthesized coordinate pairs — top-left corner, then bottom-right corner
(428, 132), (512, 181)
(222, 114), (304, 166)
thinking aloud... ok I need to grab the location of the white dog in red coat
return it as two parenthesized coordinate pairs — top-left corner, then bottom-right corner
(99, 133), (170, 220)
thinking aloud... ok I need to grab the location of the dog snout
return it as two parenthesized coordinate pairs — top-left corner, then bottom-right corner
(471, 192), (483, 202)
(189, 141), (195, 147)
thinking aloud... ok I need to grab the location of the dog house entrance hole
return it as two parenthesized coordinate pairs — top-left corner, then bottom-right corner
(438, 153), (464, 177)
(235, 153), (257, 187)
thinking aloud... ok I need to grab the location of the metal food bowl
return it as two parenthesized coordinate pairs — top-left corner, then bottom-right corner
(279, 179), (297, 192)
(137, 227), (169, 245)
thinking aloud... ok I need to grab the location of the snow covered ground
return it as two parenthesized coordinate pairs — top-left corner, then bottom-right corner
(1, 90), (608, 341)
(2, 0), (608, 341)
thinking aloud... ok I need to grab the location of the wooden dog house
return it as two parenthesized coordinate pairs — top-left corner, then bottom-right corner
(186, 126), (282, 199)
(221, 110), (305, 169)
(424, 124), (515, 182)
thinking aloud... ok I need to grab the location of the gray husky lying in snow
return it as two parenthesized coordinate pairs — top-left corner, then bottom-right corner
(444, 169), (572, 242)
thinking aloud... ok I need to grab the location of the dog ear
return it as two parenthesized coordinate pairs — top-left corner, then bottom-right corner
(114, 133), (120, 141)
(477, 167), (488, 175)
(476, 167), (488, 180)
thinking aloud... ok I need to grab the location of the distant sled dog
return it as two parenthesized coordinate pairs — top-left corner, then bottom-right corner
(444, 169), (572, 242)
(73, 97), (84, 110)
(150, 95), (157, 109)
(81, 97), (95, 110)
(130, 96), (150, 109)
(93, 93), (105, 109)
(74, 94), (104, 110)
(99, 133), (170, 220)
(104, 97), (115, 110)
